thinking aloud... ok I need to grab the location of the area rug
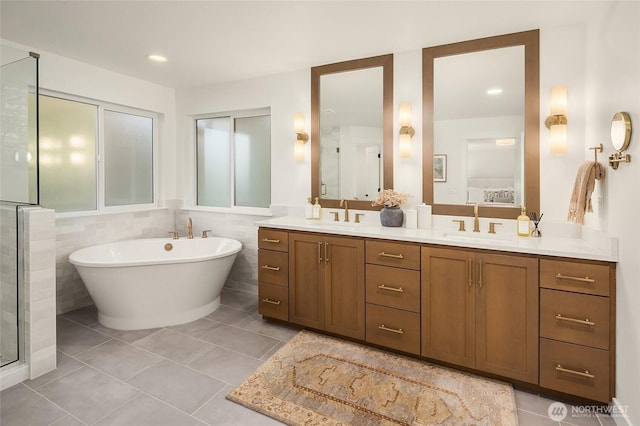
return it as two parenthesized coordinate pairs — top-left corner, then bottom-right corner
(227, 330), (518, 425)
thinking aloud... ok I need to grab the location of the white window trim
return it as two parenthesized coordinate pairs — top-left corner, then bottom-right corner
(39, 90), (159, 217)
(192, 107), (272, 216)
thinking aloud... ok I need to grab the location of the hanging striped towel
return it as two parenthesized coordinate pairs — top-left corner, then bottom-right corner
(567, 161), (605, 224)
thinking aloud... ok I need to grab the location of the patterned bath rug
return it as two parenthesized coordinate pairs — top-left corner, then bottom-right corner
(227, 330), (518, 425)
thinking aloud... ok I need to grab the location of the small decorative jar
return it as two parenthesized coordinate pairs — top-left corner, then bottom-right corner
(380, 206), (404, 227)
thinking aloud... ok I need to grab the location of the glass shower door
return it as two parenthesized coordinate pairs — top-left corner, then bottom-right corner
(1, 45), (39, 368)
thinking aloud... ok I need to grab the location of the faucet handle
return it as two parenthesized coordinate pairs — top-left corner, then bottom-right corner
(488, 222), (503, 234)
(201, 230), (212, 238)
(452, 219), (466, 232)
(355, 213), (365, 223)
(168, 231), (179, 240)
(329, 211), (340, 222)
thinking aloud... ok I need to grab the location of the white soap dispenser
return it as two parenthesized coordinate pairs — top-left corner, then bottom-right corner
(305, 197), (313, 219)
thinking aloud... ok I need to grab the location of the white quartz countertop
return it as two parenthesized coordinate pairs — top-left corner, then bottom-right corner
(256, 216), (617, 262)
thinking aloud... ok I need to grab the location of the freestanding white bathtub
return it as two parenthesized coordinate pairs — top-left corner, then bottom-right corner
(69, 237), (242, 330)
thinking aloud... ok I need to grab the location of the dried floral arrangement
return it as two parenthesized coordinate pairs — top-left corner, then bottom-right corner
(372, 189), (411, 207)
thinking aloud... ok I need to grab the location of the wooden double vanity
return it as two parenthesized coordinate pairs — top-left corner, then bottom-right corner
(257, 219), (616, 404)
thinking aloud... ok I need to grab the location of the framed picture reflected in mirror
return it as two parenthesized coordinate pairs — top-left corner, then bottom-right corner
(434, 154), (447, 182)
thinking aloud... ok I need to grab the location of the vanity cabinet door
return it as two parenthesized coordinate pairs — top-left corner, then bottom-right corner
(422, 247), (539, 384)
(289, 233), (325, 330)
(288, 232), (365, 339)
(324, 235), (365, 340)
(475, 253), (539, 384)
(421, 247), (476, 368)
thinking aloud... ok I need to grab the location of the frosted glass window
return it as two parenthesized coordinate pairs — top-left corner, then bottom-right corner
(196, 117), (231, 207)
(39, 96), (97, 212)
(196, 110), (270, 209)
(104, 110), (153, 206)
(234, 115), (271, 208)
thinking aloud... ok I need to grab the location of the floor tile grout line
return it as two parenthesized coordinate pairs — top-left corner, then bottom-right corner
(25, 360), (85, 391)
(18, 382), (87, 426)
(190, 384), (231, 420)
(58, 319), (258, 388)
(39, 352), (227, 425)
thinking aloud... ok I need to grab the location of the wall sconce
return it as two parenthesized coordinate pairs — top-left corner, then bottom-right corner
(294, 112), (309, 162)
(399, 102), (415, 159)
(545, 85), (568, 154)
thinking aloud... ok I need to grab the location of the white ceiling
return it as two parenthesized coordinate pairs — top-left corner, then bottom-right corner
(0, 1), (609, 90)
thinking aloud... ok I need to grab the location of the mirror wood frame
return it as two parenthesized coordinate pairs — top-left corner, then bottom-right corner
(422, 30), (540, 219)
(311, 54), (393, 210)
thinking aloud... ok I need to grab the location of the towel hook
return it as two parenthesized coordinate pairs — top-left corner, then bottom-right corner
(589, 144), (603, 162)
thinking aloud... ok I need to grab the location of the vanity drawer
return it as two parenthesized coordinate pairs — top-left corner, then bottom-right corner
(366, 264), (420, 312)
(258, 228), (289, 252)
(540, 289), (609, 350)
(258, 282), (289, 321)
(540, 259), (610, 296)
(366, 240), (420, 270)
(365, 303), (420, 355)
(540, 338), (610, 402)
(258, 250), (288, 286)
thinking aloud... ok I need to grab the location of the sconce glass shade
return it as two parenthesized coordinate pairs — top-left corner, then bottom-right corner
(399, 103), (412, 128)
(399, 133), (412, 158)
(294, 112), (305, 133)
(550, 85), (567, 116)
(550, 124), (567, 154)
(294, 138), (306, 161)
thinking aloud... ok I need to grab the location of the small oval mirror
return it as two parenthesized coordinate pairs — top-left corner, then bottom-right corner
(611, 112), (631, 152)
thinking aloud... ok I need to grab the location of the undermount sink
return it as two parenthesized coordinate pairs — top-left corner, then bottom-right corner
(437, 231), (517, 245)
(306, 221), (362, 230)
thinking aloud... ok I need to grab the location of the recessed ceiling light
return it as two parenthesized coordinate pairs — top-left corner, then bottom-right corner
(487, 88), (503, 95)
(146, 54), (167, 63)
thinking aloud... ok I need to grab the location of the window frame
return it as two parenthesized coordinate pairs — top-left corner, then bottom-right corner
(193, 107), (272, 216)
(39, 90), (159, 218)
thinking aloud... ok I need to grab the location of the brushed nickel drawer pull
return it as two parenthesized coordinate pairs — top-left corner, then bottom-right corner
(555, 273), (595, 284)
(261, 298), (281, 306)
(555, 364), (595, 379)
(379, 252), (404, 259)
(261, 265), (280, 271)
(378, 284), (404, 293)
(262, 238), (281, 243)
(378, 324), (404, 335)
(555, 314), (595, 326)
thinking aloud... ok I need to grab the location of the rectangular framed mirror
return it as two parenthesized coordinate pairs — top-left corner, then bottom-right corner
(423, 30), (539, 219)
(311, 54), (393, 210)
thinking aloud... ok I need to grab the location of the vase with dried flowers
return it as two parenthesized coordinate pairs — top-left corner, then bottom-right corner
(372, 189), (411, 227)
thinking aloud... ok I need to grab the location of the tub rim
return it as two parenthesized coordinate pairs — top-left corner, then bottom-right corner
(68, 237), (242, 268)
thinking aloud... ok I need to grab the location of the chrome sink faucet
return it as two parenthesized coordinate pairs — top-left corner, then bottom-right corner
(340, 199), (350, 222)
(187, 217), (193, 239)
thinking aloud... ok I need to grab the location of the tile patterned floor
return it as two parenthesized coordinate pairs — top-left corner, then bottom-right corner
(1, 288), (617, 425)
